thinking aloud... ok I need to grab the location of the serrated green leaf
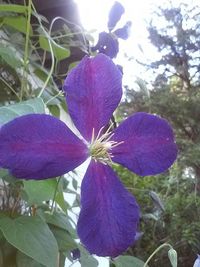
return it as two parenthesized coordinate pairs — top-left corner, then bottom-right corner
(0, 4), (27, 14)
(0, 215), (59, 267)
(114, 255), (146, 267)
(23, 179), (58, 205)
(39, 35), (70, 61)
(0, 98), (45, 125)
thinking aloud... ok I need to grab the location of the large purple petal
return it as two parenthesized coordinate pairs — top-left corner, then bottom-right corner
(77, 160), (139, 257)
(0, 114), (88, 179)
(111, 112), (177, 176)
(64, 54), (122, 141)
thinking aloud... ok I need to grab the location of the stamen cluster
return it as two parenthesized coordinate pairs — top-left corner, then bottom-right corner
(89, 125), (123, 164)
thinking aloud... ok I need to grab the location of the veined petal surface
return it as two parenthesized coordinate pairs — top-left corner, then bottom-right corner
(77, 160), (139, 257)
(111, 112), (177, 176)
(64, 54), (122, 141)
(0, 114), (88, 179)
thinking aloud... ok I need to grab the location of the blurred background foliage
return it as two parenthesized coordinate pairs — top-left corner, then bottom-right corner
(117, 2), (200, 266)
(0, 0), (200, 266)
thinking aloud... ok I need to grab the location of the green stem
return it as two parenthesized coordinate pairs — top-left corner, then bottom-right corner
(21, 0), (32, 100)
(51, 176), (62, 211)
(44, 90), (63, 105)
(143, 243), (173, 267)
(31, 2), (55, 98)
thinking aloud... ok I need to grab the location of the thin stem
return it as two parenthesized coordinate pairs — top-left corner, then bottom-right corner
(44, 90), (63, 105)
(143, 243), (173, 267)
(48, 16), (88, 48)
(21, 0), (32, 100)
(31, 3), (55, 98)
(51, 176), (62, 211)
(0, 77), (21, 100)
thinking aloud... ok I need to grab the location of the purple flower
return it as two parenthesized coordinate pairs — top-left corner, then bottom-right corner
(0, 54), (177, 257)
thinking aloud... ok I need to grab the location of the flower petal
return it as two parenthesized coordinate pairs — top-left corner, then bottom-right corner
(111, 112), (177, 176)
(64, 54), (122, 141)
(77, 160), (139, 257)
(0, 114), (88, 179)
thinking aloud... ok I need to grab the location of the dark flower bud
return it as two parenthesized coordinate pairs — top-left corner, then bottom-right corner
(114, 21), (132, 40)
(91, 32), (119, 58)
(71, 248), (81, 260)
(107, 1), (125, 31)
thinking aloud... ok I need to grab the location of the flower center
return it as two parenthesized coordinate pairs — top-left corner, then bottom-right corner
(89, 125), (123, 164)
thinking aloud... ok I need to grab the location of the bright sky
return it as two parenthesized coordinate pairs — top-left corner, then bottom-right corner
(74, 0), (199, 89)
(74, 0), (163, 88)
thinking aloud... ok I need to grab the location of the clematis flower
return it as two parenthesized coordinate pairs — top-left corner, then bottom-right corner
(0, 54), (177, 257)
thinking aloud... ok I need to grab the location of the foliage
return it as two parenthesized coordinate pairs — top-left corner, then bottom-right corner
(117, 2), (200, 266)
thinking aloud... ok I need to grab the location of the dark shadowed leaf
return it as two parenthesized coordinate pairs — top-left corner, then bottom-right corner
(0, 215), (58, 267)
(149, 190), (165, 211)
(16, 251), (44, 267)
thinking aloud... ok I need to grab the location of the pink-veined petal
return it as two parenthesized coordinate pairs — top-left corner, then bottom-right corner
(111, 112), (177, 176)
(77, 160), (139, 257)
(0, 114), (88, 179)
(64, 54), (122, 141)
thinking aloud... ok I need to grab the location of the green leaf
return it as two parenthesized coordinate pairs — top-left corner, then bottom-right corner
(0, 215), (59, 267)
(55, 191), (69, 213)
(3, 16), (32, 35)
(23, 179), (58, 205)
(0, 4), (27, 14)
(0, 46), (22, 68)
(39, 35), (70, 61)
(79, 248), (98, 267)
(48, 105), (60, 117)
(43, 211), (76, 235)
(114, 255), (146, 267)
(0, 98), (45, 125)
(16, 251), (44, 267)
(50, 226), (76, 252)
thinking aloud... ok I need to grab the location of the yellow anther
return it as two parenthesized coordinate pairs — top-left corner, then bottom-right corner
(89, 126), (124, 164)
